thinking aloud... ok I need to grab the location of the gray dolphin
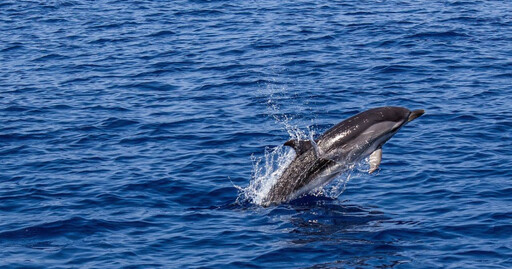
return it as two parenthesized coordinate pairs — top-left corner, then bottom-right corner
(262, 106), (424, 206)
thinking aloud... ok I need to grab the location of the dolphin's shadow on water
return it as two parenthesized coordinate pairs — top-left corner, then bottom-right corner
(189, 195), (410, 268)
(272, 195), (391, 238)
(267, 196), (410, 268)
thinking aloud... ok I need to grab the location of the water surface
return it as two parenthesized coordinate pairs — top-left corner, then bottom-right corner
(1, 0), (512, 268)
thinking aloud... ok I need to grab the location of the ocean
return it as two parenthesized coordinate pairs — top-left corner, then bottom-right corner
(1, 0), (511, 268)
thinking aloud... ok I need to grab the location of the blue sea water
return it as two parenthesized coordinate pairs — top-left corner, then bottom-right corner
(1, 0), (512, 268)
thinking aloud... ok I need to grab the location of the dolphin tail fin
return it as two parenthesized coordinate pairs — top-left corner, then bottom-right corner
(284, 139), (313, 156)
(369, 148), (382, 174)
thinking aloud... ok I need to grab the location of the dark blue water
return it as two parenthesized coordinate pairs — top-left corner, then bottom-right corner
(2, 1), (512, 268)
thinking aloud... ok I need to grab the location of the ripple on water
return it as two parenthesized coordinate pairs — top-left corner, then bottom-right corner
(1, 0), (512, 268)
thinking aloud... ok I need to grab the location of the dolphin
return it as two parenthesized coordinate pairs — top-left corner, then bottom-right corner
(262, 106), (424, 206)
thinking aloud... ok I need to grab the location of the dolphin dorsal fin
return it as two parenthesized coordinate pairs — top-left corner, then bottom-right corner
(284, 139), (313, 156)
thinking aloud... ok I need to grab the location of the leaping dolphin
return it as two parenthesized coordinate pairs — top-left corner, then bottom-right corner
(262, 106), (424, 206)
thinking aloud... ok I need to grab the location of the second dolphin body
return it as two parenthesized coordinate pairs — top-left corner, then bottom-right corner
(262, 106), (424, 206)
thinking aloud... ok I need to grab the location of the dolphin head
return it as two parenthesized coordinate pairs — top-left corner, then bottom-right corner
(369, 107), (419, 131)
(385, 108), (425, 135)
(388, 107), (425, 129)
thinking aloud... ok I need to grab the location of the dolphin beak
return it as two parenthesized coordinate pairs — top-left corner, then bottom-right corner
(408, 109), (425, 122)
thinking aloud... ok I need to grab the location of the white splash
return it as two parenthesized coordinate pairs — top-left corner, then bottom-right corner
(237, 145), (295, 205)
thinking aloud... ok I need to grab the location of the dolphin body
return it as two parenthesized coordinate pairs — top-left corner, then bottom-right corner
(262, 106), (424, 206)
